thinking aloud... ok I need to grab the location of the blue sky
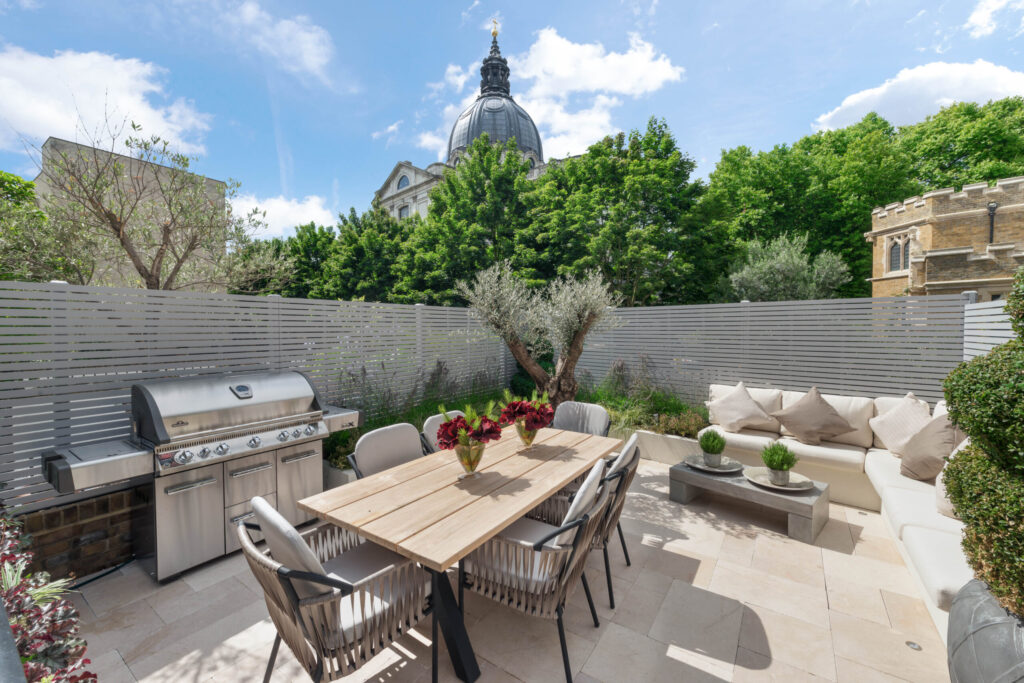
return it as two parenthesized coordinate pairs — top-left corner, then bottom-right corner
(1, 0), (1023, 237)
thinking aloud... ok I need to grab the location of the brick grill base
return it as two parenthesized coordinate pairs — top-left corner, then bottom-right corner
(19, 486), (149, 580)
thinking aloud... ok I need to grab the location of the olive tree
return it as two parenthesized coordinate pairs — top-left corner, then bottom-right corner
(729, 232), (850, 302)
(458, 260), (620, 406)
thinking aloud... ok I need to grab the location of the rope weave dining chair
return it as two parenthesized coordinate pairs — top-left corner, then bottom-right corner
(237, 498), (429, 682)
(349, 423), (424, 479)
(421, 410), (465, 454)
(461, 460), (611, 683)
(550, 401), (611, 437)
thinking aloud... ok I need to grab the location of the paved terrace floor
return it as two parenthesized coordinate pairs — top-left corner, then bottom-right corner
(72, 459), (950, 682)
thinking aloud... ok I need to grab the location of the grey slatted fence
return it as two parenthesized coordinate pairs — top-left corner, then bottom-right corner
(963, 299), (1013, 360)
(0, 281), (514, 511)
(578, 294), (971, 407)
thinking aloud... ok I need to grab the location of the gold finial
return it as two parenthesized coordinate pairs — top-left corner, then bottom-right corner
(491, 18), (499, 37)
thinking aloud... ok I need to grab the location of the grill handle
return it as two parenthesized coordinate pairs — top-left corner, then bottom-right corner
(230, 462), (273, 479)
(165, 477), (218, 496)
(230, 510), (257, 525)
(281, 450), (318, 465)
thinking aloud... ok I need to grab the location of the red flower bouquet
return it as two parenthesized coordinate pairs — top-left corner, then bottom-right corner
(499, 391), (554, 447)
(436, 404), (502, 477)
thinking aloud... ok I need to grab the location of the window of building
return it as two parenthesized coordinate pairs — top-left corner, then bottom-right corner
(902, 240), (911, 270)
(398, 205), (410, 219)
(889, 242), (901, 272)
(885, 232), (913, 274)
(397, 175), (410, 190)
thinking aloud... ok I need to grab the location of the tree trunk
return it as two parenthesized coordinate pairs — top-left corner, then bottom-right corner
(544, 373), (579, 409)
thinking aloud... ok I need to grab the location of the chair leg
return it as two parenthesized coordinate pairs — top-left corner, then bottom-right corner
(617, 522), (631, 567)
(263, 633), (281, 683)
(432, 610), (439, 683)
(581, 572), (600, 627)
(603, 546), (615, 609)
(556, 606), (572, 683)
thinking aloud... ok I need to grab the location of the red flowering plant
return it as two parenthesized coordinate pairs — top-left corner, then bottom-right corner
(436, 403), (502, 477)
(499, 390), (554, 447)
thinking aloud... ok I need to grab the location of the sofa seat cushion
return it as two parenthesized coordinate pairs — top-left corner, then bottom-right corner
(776, 437), (866, 473)
(709, 384), (782, 432)
(864, 449), (936, 496)
(902, 526), (974, 611)
(699, 425), (777, 454)
(779, 390), (874, 448)
(881, 488), (964, 539)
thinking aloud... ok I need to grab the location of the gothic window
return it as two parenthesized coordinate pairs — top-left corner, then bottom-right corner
(398, 205), (410, 219)
(397, 175), (410, 190)
(902, 240), (911, 270)
(889, 242), (901, 272)
(886, 232), (914, 273)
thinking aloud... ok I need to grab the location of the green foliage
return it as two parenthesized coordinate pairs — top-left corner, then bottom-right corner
(729, 233), (850, 301)
(761, 442), (797, 470)
(943, 443), (1024, 617)
(698, 430), (726, 455)
(943, 338), (1024, 475)
(311, 206), (410, 301)
(0, 170), (37, 206)
(656, 412), (708, 439)
(279, 222), (338, 298)
(1005, 266), (1024, 336)
(0, 171), (84, 283)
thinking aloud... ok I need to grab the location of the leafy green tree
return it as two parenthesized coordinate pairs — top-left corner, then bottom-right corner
(728, 233), (850, 301)
(391, 134), (532, 305)
(278, 222), (337, 298)
(311, 206), (411, 301)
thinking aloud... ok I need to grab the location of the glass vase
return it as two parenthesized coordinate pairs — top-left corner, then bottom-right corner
(515, 421), (537, 448)
(454, 441), (485, 478)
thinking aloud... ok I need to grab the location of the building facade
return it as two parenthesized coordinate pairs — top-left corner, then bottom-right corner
(376, 29), (545, 218)
(866, 176), (1024, 301)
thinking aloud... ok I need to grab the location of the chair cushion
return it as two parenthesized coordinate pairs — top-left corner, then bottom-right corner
(557, 460), (605, 545)
(551, 401), (610, 437)
(422, 411), (465, 453)
(899, 414), (955, 480)
(462, 517), (559, 591)
(870, 394), (932, 452)
(699, 425), (777, 454)
(709, 384), (781, 432)
(773, 388), (855, 446)
(607, 433), (640, 477)
(352, 423), (423, 477)
(881, 488), (964, 539)
(902, 526), (974, 610)
(776, 437), (866, 473)
(251, 496), (327, 599)
(872, 394), (930, 448)
(322, 541), (408, 587)
(706, 382), (773, 433)
(864, 449), (936, 496)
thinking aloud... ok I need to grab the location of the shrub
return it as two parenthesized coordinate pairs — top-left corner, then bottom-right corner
(943, 444), (1024, 617)
(761, 443), (797, 470)
(656, 411), (708, 439)
(1005, 265), (1024, 335)
(698, 430), (725, 455)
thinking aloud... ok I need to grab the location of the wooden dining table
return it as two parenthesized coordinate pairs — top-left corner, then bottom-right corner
(298, 425), (622, 682)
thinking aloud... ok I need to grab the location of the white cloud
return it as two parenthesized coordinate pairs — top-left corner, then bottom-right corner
(964, 0), (1024, 37)
(224, 1), (335, 85)
(0, 45), (210, 154)
(460, 0), (480, 25)
(371, 119), (402, 146)
(416, 132), (447, 159)
(814, 59), (1024, 130)
(233, 193), (335, 238)
(444, 64), (471, 92)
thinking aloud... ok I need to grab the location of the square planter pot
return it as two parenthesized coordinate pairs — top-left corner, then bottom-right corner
(634, 429), (702, 465)
(323, 459), (358, 489)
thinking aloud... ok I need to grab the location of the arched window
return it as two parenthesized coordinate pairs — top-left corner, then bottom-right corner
(528, 158), (535, 169)
(398, 205), (410, 219)
(902, 240), (911, 270)
(889, 242), (901, 272)
(397, 175), (410, 190)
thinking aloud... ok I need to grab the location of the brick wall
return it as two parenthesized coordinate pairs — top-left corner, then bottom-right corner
(19, 486), (148, 580)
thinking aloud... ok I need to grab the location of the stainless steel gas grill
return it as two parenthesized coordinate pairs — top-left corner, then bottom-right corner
(43, 370), (360, 580)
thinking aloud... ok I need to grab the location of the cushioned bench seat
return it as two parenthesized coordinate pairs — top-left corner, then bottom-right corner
(880, 488), (964, 539)
(776, 437), (865, 473)
(902, 526), (975, 611)
(865, 449), (936, 497)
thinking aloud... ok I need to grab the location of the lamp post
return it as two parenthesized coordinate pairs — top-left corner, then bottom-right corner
(988, 201), (999, 243)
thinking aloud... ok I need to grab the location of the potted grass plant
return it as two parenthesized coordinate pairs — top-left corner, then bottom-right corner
(760, 442), (798, 486)
(698, 430), (726, 467)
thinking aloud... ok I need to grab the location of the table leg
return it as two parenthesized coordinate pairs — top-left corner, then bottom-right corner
(430, 569), (480, 682)
(669, 478), (703, 504)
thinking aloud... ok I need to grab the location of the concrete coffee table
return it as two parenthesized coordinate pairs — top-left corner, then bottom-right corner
(669, 463), (830, 543)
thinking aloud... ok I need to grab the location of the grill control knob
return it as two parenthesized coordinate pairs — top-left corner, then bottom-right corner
(215, 442), (230, 455)
(292, 428), (302, 438)
(175, 450), (195, 465)
(248, 436), (262, 448)
(304, 425), (317, 436)
(277, 431), (290, 442)
(198, 447), (211, 459)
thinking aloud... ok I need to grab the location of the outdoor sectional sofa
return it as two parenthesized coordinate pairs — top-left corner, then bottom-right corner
(696, 383), (974, 637)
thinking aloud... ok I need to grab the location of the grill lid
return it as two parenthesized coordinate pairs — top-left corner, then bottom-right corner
(131, 371), (323, 445)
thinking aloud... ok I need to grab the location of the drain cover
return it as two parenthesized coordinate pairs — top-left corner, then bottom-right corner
(906, 641), (922, 651)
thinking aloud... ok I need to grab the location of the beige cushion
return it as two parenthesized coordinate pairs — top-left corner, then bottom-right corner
(873, 394), (930, 448)
(902, 526), (974, 610)
(869, 393), (932, 453)
(252, 496), (328, 600)
(706, 382), (773, 433)
(780, 390), (873, 448)
(899, 414), (955, 480)
(556, 460), (604, 545)
(698, 425), (777, 454)
(864, 449), (936, 496)
(934, 401), (968, 448)
(322, 540), (408, 587)
(708, 383), (781, 432)
(776, 437), (866, 473)
(772, 387), (855, 446)
(881, 488), (964, 539)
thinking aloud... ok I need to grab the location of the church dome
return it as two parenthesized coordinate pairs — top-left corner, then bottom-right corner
(446, 33), (543, 165)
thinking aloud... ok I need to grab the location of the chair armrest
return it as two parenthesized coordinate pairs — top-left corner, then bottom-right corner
(533, 517), (586, 551)
(278, 566), (355, 596)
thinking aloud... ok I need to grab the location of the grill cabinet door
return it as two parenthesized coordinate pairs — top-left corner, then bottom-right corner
(276, 442), (323, 525)
(224, 452), (277, 507)
(225, 492), (276, 554)
(154, 463), (225, 579)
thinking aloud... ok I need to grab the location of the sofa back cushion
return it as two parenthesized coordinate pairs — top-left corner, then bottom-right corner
(872, 394), (929, 448)
(779, 390), (874, 448)
(708, 384), (781, 433)
(706, 382), (773, 433)
(869, 394), (932, 453)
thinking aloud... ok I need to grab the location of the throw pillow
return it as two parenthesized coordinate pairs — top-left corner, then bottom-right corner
(899, 413), (956, 481)
(771, 387), (855, 446)
(869, 393), (932, 454)
(706, 382), (773, 433)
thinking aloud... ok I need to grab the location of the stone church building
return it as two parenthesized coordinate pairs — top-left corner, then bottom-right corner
(866, 176), (1024, 301)
(375, 29), (546, 218)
